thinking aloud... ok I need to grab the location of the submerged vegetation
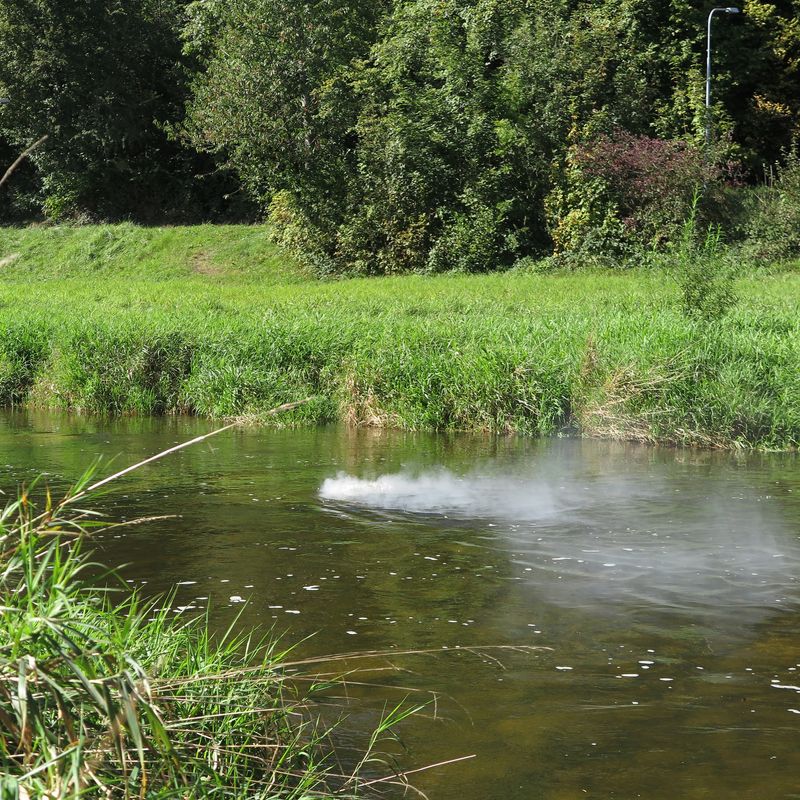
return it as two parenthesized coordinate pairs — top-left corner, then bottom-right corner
(0, 225), (798, 450)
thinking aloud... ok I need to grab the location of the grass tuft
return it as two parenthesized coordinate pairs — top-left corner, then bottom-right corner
(0, 418), (434, 799)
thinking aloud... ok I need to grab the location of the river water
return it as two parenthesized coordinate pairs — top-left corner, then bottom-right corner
(2, 411), (799, 799)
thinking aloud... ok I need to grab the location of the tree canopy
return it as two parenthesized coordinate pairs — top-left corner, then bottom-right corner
(1, 0), (799, 267)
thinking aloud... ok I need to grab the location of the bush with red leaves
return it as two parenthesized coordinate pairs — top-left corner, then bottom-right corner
(573, 130), (726, 245)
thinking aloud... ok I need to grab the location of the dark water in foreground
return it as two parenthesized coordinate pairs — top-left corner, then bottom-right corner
(2, 411), (800, 799)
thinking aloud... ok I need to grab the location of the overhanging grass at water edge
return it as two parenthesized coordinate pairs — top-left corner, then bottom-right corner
(0, 455), (434, 798)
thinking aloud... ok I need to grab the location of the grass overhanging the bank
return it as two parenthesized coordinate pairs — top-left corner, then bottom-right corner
(1, 223), (799, 449)
(0, 431), (430, 799)
(0, 503), (333, 799)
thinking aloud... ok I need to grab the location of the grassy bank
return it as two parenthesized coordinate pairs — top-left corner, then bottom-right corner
(1, 224), (799, 449)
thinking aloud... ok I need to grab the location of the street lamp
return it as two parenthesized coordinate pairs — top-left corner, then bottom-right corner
(706, 7), (740, 147)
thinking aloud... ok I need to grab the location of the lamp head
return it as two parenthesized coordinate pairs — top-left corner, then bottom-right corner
(0, 99), (9, 105)
(725, 7), (740, 12)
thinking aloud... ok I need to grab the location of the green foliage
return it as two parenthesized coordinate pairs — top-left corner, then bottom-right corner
(333, 0), (671, 273)
(183, 0), (389, 252)
(671, 202), (738, 322)
(428, 197), (516, 274)
(744, 147), (800, 262)
(550, 132), (708, 256)
(545, 146), (639, 266)
(0, 461), (425, 797)
(180, 0), (800, 273)
(2, 0), (800, 262)
(0, 0), (244, 221)
(267, 190), (338, 275)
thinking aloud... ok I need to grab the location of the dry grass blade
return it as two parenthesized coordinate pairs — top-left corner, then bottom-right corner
(356, 753), (477, 789)
(64, 397), (314, 508)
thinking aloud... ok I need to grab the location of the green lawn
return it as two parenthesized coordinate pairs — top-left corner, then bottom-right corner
(1, 223), (798, 448)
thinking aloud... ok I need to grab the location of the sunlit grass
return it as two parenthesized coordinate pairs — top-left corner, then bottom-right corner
(0, 224), (798, 448)
(0, 481), (341, 798)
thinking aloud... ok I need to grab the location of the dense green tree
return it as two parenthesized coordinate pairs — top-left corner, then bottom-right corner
(338, 0), (666, 272)
(637, 0), (800, 166)
(183, 0), (390, 264)
(3, 0), (799, 263)
(336, 0), (532, 273)
(0, 0), (230, 220)
(340, 0), (800, 271)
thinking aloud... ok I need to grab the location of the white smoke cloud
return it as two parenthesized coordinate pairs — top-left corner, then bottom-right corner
(319, 469), (557, 520)
(319, 466), (800, 626)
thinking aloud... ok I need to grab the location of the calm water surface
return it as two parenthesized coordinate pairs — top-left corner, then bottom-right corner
(2, 411), (799, 799)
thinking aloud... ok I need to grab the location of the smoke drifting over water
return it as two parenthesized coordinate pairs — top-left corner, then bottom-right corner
(319, 466), (800, 623)
(318, 469), (558, 520)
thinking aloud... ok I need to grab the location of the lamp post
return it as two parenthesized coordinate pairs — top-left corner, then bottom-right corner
(705, 7), (740, 148)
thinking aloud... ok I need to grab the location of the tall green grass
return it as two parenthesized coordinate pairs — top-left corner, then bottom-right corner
(0, 446), (427, 799)
(1, 224), (799, 449)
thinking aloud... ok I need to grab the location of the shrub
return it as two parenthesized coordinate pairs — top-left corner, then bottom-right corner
(671, 198), (737, 323)
(744, 147), (800, 262)
(549, 130), (734, 259)
(427, 198), (517, 274)
(267, 190), (337, 275)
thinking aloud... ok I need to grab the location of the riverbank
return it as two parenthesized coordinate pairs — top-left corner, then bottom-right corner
(1, 224), (798, 449)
